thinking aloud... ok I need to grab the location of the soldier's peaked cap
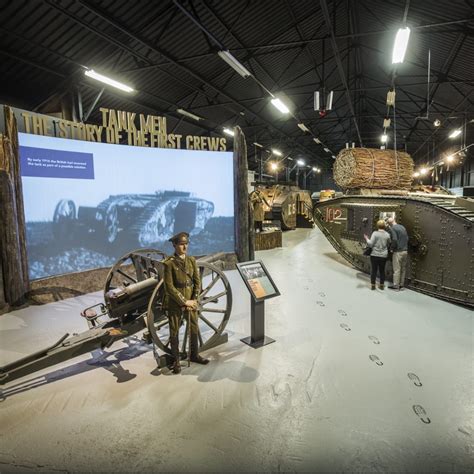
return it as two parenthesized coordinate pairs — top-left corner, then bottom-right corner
(169, 232), (190, 244)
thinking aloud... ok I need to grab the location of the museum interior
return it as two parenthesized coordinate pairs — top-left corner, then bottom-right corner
(0, 0), (473, 472)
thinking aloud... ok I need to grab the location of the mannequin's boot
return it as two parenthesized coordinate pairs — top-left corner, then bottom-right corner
(170, 335), (181, 374)
(190, 333), (209, 365)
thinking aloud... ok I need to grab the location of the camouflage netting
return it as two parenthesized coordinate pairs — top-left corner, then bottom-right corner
(333, 148), (414, 189)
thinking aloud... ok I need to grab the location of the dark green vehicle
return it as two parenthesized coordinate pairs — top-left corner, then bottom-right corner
(313, 191), (474, 307)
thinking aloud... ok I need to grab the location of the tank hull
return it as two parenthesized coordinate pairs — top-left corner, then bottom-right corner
(313, 194), (474, 307)
(256, 184), (313, 230)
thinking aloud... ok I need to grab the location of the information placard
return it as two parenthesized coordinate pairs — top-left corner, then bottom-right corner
(236, 260), (280, 302)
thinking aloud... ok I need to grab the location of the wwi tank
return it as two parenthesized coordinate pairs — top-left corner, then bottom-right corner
(314, 147), (474, 307)
(255, 183), (314, 230)
(53, 191), (214, 245)
(314, 148), (474, 307)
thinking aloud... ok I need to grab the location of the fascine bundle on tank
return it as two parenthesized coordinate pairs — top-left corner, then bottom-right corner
(333, 148), (414, 189)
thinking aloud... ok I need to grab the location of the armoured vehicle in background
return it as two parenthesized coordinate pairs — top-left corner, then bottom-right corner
(313, 191), (474, 307)
(53, 191), (214, 246)
(254, 183), (314, 230)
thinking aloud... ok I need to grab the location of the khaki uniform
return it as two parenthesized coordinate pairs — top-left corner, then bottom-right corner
(250, 190), (266, 222)
(163, 254), (201, 337)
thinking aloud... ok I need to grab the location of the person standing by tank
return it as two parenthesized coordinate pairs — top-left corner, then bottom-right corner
(386, 217), (409, 290)
(163, 232), (209, 374)
(364, 220), (391, 290)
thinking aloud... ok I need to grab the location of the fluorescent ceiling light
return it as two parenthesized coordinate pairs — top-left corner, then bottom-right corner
(383, 118), (391, 128)
(271, 148), (282, 156)
(84, 69), (134, 92)
(449, 129), (462, 138)
(287, 157), (293, 161)
(332, 155), (336, 159)
(253, 142), (263, 148)
(223, 127), (235, 136)
(297, 159), (305, 166)
(386, 90), (396, 106)
(313, 138), (321, 144)
(433, 119), (441, 127)
(326, 91), (334, 110)
(297, 123), (309, 132)
(323, 147), (330, 153)
(177, 108), (203, 121)
(381, 134), (388, 143)
(392, 27), (411, 64)
(217, 50), (251, 78)
(271, 98), (290, 114)
(314, 91), (320, 111)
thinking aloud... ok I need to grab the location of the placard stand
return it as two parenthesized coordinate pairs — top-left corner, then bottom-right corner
(240, 299), (275, 348)
(236, 260), (279, 349)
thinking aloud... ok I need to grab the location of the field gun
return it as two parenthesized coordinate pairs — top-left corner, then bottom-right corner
(0, 249), (232, 385)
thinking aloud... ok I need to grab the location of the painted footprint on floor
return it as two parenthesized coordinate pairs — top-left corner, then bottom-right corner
(408, 372), (422, 387)
(316, 300), (325, 307)
(339, 323), (351, 331)
(412, 404), (431, 424)
(338, 309), (347, 316)
(368, 335), (380, 344)
(369, 354), (383, 366)
(318, 292), (326, 297)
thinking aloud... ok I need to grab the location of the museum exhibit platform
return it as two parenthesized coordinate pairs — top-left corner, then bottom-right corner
(0, 226), (472, 473)
(255, 229), (282, 250)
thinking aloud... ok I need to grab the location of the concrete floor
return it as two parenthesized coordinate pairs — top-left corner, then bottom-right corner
(0, 227), (472, 472)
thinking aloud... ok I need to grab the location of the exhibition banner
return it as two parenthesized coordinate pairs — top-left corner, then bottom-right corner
(19, 133), (234, 279)
(20, 146), (94, 179)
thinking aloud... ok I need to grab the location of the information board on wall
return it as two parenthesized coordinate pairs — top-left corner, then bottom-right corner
(19, 132), (234, 279)
(236, 260), (280, 302)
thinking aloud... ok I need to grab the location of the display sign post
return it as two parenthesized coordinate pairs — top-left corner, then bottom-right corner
(236, 260), (280, 348)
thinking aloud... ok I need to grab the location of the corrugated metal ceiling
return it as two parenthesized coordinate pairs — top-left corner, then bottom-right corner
(0, 0), (472, 168)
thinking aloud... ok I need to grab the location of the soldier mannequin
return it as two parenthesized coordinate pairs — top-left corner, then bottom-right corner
(249, 189), (269, 233)
(163, 232), (209, 374)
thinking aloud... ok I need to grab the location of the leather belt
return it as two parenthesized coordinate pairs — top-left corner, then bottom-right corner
(175, 281), (193, 288)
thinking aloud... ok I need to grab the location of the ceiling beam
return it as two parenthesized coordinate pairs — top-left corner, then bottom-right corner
(320, 0), (363, 145)
(47, 0), (328, 165)
(222, 18), (473, 53)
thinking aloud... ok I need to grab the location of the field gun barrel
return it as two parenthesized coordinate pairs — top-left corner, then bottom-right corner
(105, 277), (159, 320)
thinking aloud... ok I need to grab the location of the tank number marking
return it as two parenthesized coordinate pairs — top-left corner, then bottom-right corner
(326, 208), (342, 222)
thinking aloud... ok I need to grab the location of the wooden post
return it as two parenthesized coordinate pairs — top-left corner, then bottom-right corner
(0, 168), (26, 305)
(233, 126), (252, 262)
(248, 201), (255, 261)
(0, 105), (30, 307)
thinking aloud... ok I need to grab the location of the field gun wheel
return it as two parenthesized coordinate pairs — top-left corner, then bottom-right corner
(53, 199), (76, 240)
(104, 248), (167, 297)
(146, 261), (232, 359)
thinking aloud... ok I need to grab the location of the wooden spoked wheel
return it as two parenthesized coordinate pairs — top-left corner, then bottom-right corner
(104, 248), (167, 297)
(146, 261), (232, 356)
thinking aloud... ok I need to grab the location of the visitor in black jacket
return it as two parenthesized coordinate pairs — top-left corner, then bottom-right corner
(387, 217), (408, 290)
